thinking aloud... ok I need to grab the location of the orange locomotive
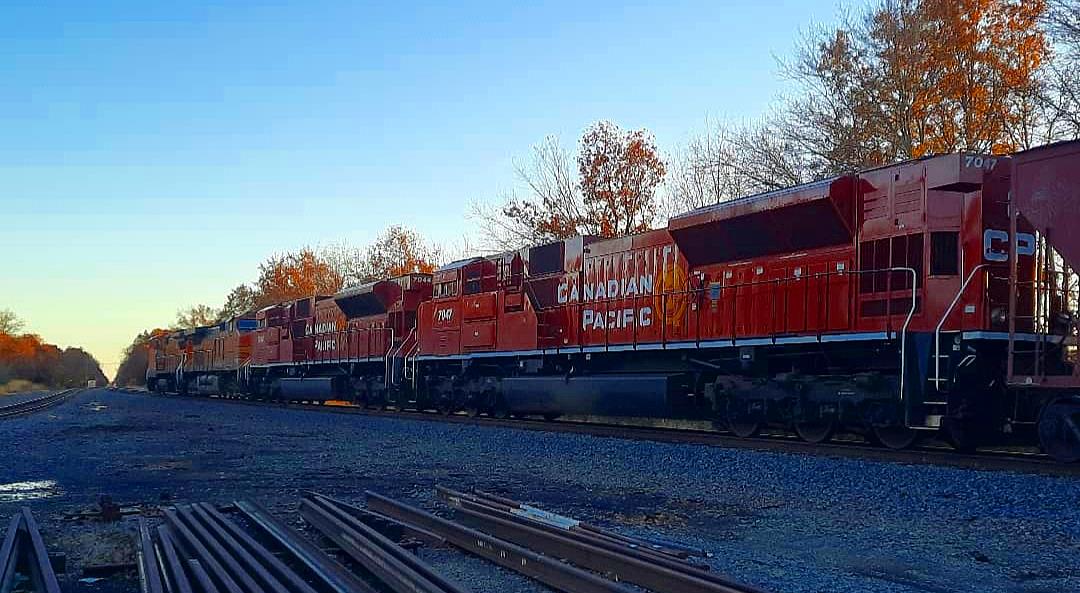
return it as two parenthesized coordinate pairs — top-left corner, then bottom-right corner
(147, 141), (1080, 461)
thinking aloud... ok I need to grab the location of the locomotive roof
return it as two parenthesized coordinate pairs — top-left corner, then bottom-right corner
(436, 256), (486, 272)
(669, 176), (838, 222)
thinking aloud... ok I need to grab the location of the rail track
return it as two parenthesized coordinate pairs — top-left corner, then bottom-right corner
(0, 389), (78, 420)
(118, 388), (1080, 476)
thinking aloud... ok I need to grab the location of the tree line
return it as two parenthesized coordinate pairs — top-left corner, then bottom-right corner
(114, 0), (1079, 385)
(0, 310), (107, 392)
(112, 225), (444, 385)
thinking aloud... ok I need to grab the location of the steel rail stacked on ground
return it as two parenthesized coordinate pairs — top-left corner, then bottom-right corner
(233, 500), (377, 593)
(0, 390), (77, 420)
(299, 494), (469, 593)
(360, 491), (637, 593)
(446, 487), (709, 560)
(0, 508), (61, 593)
(432, 487), (764, 593)
(138, 503), (365, 593)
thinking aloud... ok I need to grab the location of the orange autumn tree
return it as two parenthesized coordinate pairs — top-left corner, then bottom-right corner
(780, 0), (1049, 179)
(578, 121), (666, 237)
(255, 248), (343, 307)
(363, 225), (441, 280)
(474, 123), (666, 250)
(0, 311), (106, 389)
(913, 0), (1048, 155)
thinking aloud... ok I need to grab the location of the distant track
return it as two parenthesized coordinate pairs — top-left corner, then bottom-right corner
(116, 388), (1080, 477)
(0, 389), (78, 419)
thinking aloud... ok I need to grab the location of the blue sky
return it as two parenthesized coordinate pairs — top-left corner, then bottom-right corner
(0, 0), (846, 377)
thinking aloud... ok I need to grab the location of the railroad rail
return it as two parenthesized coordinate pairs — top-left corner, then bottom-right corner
(136, 491), (760, 593)
(119, 388), (1080, 476)
(0, 389), (78, 420)
(1, 508), (62, 593)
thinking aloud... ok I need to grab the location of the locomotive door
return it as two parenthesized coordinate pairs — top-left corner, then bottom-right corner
(734, 266), (753, 338)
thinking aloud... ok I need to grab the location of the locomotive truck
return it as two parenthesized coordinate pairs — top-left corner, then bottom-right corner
(147, 141), (1080, 462)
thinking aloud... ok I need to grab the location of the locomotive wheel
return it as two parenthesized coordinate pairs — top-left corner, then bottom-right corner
(872, 425), (920, 450)
(1038, 398), (1080, 463)
(794, 420), (836, 444)
(942, 417), (983, 453)
(726, 395), (763, 438)
(728, 419), (762, 438)
(436, 398), (456, 416)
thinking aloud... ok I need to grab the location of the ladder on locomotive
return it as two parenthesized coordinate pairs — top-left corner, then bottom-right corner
(1005, 224), (1080, 388)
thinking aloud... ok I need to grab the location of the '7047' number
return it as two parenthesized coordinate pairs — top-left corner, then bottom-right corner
(965, 155), (999, 170)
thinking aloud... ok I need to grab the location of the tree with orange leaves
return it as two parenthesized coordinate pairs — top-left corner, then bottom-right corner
(578, 121), (666, 238)
(322, 225), (443, 286)
(0, 315), (106, 389)
(255, 248), (343, 307)
(779, 0), (1049, 176)
(363, 225), (441, 280)
(474, 123), (666, 250)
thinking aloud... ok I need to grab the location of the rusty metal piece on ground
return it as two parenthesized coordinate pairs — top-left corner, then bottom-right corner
(98, 496), (123, 522)
(300, 495), (468, 593)
(0, 508), (62, 593)
(434, 487), (766, 593)
(302, 491), (446, 547)
(234, 500), (376, 593)
(364, 491), (636, 593)
(137, 518), (164, 593)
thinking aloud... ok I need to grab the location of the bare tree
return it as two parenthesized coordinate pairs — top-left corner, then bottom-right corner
(174, 304), (220, 329)
(471, 136), (585, 251)
(323, 225), (445, 287)
(1041, 0), (1080, 140)
(664, 116), (808, 216)
(218, 284), (258, 321)
(0, 309), (24, 335)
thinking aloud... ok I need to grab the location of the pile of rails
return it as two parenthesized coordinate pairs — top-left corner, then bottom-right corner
(1, 508), (62, 593)
(137, 489), (768, 593)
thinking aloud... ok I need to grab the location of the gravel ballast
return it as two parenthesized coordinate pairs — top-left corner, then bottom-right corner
(1, 388), (1078, 593)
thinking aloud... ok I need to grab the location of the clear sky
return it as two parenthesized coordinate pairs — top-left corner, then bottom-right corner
(1, 0), (845, 379)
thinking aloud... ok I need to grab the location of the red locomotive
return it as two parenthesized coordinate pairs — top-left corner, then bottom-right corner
(147, 141), (1080, 462)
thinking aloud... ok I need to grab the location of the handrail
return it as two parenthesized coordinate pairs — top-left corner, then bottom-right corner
(175, 352), (187, 388)
(891, 267), (918, 405)
(382, 327), (396, 388)
(933, 263), (995, 388)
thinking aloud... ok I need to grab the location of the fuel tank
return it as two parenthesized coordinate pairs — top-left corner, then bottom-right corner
(501, 374), (682, 417)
